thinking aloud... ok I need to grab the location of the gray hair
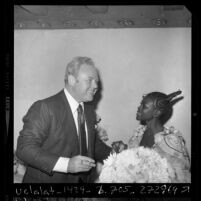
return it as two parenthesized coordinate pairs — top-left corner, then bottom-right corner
(64, 56), (96, 83)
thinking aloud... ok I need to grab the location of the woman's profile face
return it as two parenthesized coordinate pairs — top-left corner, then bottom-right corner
(136, 95), (156, 122)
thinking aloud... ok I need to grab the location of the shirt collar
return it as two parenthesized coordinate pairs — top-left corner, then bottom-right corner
(64, 88), (84, 114)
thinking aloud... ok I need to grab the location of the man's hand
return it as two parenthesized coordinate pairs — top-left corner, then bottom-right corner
(96, 162), (103, 175)
(67, 155), (96, 173)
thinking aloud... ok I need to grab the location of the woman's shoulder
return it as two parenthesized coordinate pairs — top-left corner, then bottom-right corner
(154, 126), (189, 159)
(158, 126), (185, 144)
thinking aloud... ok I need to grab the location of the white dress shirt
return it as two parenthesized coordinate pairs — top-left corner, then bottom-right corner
(53, 88), (88, 173)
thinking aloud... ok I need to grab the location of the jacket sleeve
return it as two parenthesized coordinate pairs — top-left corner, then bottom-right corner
(94, 132), (112, 163)
(16, 100), (59, 175)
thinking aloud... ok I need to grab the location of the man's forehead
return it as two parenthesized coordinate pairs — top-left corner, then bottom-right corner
(79, 64), (99, 76)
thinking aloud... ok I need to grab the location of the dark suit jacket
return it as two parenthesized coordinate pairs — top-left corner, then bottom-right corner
(16, 90), (111, 183)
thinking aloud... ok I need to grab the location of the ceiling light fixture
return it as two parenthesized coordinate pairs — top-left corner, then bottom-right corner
(37, 20), (51, 28)
(152, 18), (167, 26)
(117, 19), (135, 26)
(64, 21), (77, 27)
(16, 22), (26, 29)
(89, 20), (103, 27)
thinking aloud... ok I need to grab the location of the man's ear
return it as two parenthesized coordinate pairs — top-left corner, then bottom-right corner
(68, 74), (76, 86)
(153, 109), (161, 118)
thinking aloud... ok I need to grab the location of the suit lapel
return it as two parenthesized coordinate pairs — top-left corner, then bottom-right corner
(59, 90), (80, 154)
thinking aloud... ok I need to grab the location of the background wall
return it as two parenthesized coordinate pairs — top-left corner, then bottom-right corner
(14, 28), (191, 156)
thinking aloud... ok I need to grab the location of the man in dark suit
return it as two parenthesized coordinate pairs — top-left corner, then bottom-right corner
(16, 56), (112, 183)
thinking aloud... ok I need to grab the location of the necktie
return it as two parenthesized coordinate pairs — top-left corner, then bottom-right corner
(77, 104), (88, 156)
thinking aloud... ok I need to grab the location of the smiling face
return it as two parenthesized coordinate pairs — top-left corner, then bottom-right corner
(136, 96), (157, 122)
(71, 64), (99, 102)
